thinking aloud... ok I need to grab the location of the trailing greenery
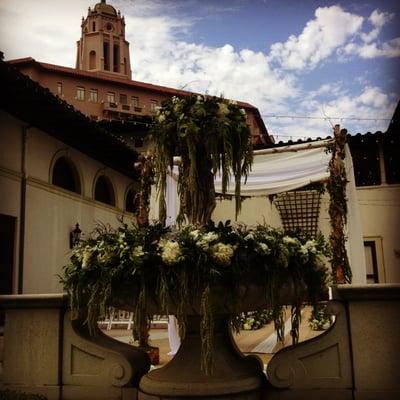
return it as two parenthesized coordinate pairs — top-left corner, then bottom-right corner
(61, 221), (329, 374)
(326, 132), (352, 283)
(151, 95), (253, 225)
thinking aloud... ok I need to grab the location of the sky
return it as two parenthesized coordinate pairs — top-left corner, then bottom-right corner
(0, 0), (399, 141)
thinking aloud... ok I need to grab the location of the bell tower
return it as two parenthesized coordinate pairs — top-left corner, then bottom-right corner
(76, 0), (132, 79)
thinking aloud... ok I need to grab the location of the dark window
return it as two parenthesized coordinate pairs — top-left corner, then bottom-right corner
(104, 42), (110, 70)
(351, 143), (381, 186)
(364, 241), (379, 283)
(113, 44), (120, 72)
(92, 21), (96, 32)
(383, 140), (400, 184)
(52, 157), (80, 193)
(125, 189), (137, 213)
(120, 94), (127, 104)
(95, 176), (115, 206)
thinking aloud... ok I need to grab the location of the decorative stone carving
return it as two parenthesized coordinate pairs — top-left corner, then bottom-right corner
(267, 300), (352, 390)
(0, 294), (150, 400)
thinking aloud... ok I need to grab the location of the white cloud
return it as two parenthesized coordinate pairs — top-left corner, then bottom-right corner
(0, 0), (397, 142)
(126, 13), (299, 112)
(360, 9), (394, 43)
(268, 6), (363, 70)
(339, 9), (400, 60)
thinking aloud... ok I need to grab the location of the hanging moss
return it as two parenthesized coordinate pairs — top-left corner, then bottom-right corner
(151, 95), (253, 225)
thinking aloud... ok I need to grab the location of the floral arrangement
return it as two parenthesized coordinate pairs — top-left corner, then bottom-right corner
(62, 221), (329, 373)
(309, 304), (333, 331)
(151, 95), (253, 225)
(237, 310), (273, 330)
(62, 94), (331, 374)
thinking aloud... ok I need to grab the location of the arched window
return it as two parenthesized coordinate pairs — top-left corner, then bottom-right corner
(89, 50), (96, 70)
(125, 188), (137, 213)
(94, 175), (115, 206)
(52, 157), (81, 194)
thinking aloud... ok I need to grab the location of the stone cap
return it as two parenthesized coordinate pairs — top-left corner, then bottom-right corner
(332, 284), (400, 301)
(0, 293), (69, 309)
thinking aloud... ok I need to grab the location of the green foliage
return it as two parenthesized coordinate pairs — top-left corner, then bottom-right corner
(151, 95), (253, 225)
(61, 221), (330, 374)
(309, 303), (333, 331)
(326, 138), (352, 283)
(235, 309), (273, 330)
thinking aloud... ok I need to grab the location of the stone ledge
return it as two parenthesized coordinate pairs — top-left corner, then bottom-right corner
(0, 293), (69, 309)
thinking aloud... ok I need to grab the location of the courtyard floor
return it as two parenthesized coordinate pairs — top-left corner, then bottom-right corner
(104, 306), (324, 367)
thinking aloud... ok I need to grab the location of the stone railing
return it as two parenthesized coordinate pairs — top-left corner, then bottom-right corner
(0, 294), (150, 400)
(1, 285), (399, 400)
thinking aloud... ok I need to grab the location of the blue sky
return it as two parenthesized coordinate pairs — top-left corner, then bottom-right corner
(0, 0), (399, 141)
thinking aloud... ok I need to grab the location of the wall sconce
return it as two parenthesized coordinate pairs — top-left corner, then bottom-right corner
(70, 223), (82, 249)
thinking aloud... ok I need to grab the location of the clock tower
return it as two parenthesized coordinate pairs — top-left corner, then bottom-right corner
(76, 0), (132, 79)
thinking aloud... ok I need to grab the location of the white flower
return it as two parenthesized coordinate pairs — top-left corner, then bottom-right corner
(196, 231), (219, 250)
(304, 240), (317, 254)
(160, 240), (182, 266)
(189, 229), (200, 240)
(283, 236), (299, 246)
(256, 242), (270, 255)
(157, 113), (166, 123)
(244, 233), (254, 241)
(240, 108), (246, 116)
(243, 323), (251, 330)
(82, 245), (93, 269)
(132, 245), (144, 258)
(97, 251), (113, 265)
(203, 232), (219, 243)
(210, 243), (234, 267)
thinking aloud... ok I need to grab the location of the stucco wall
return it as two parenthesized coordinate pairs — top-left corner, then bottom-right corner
(357, 185), (400, 282)
(0, 110), (137, 294)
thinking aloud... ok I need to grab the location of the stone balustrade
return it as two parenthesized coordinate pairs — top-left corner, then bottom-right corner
(1, 285), (399, 400)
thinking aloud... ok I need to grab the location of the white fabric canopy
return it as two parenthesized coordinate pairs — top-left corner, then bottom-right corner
(214, 146), (331, 196)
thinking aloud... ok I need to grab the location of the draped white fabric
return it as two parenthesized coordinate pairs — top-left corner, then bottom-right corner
(214, 146), (331, 196)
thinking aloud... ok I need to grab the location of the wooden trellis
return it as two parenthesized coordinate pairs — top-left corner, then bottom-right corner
(274, 190), (322, 238)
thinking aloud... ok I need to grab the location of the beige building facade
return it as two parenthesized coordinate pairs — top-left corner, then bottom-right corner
(0, 58), (138, 295)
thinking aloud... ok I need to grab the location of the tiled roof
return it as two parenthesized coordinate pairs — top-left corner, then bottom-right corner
(0, 57), (139, 178)
(7, 57), (256, 109)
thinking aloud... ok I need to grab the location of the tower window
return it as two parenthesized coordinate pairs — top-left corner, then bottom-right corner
(76, 86), (85, 101)
(89, 89), (98, 102)
(94, 175), (115, 206)
(52, 157), (81, 194)
(92, 21), (96, 32)
(113, 44), (120, 72)
(103, 42), (110, 70)
(56, 82), (62, 96)
(89, 50), (97, 69)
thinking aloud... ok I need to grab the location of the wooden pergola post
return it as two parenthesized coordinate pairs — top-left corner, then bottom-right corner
(328, 124), (351, 284)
